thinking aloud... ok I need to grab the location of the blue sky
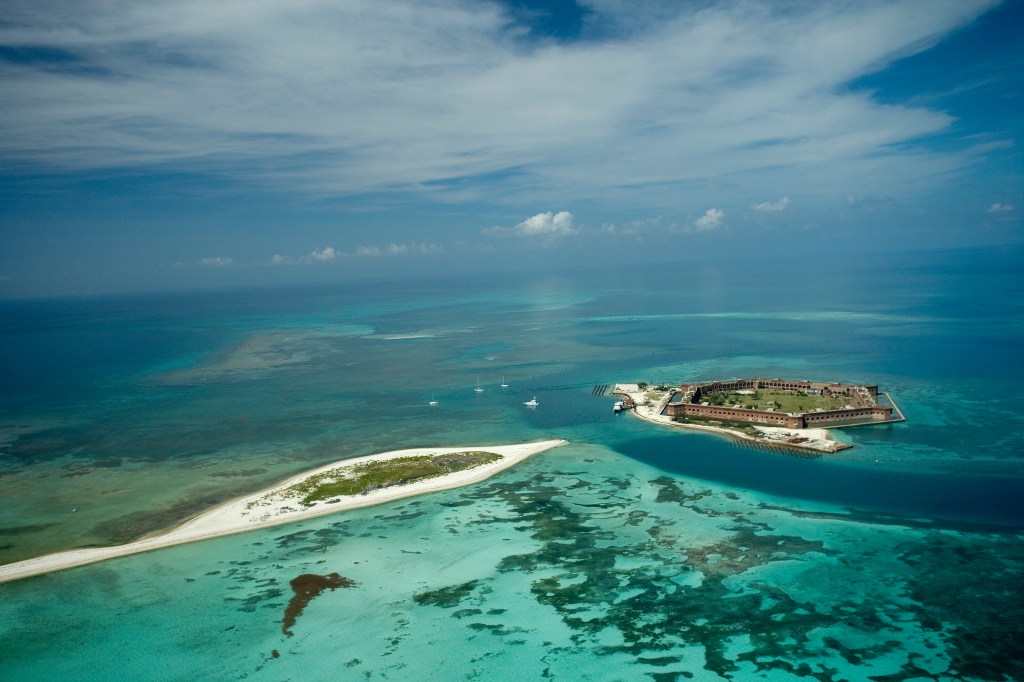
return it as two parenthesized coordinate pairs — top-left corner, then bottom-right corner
(0, 0), (1021, 297)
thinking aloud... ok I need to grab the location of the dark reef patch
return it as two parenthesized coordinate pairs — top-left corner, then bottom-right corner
(60, 457), (124, 477)
(90, 483), (264, 543)
(0, 428), (78, 465)
(0, 522), (58, 536)
(898, 533), (1024, 681)
(651, 476), (713, 505)
(272, 522), (355, 554)
(282, 572), (355, 637)
(209, 468), (267, 479)
(683, 525), (834, 579)
(413, 580), (479, 608)
(411, 470), (1024, 680)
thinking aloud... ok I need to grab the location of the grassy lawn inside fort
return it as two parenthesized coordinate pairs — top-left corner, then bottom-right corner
(699, 389), (859, 413)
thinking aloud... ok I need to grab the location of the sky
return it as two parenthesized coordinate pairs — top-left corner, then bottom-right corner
(0, 0), (1021, 297)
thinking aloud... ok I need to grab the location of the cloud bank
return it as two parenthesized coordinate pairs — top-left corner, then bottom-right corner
(269, 242), (441, 265)
(0, 0), (1000, 210)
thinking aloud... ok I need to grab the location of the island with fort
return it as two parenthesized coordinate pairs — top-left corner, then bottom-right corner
(613, 377), (904, 455)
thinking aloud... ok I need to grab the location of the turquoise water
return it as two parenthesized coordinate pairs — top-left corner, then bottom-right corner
(1, 247), (1022, 680)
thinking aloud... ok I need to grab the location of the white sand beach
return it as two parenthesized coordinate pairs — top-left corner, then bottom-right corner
(0, 439), (567, 584)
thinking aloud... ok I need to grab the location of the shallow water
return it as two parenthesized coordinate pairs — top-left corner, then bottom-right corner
(1, 247), (1022, 680)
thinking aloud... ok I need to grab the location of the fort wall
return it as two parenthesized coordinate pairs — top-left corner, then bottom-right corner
(667, 377), (895, 428)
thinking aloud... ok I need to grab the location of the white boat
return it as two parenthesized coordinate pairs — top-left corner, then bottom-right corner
(500, 375), (508, 388)
(429, 394), (438, 406)
(474, 378), (485, 393)
(613, 401), (624, 413)
(524, 396), (538, 407)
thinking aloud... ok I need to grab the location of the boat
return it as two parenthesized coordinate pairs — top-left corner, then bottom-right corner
(524, 396), (538, 407)
(474, 378), (485, 393)
(500, 375), (508, 388)
(613, 401), (624, 413)
(429, 394), (438, 406)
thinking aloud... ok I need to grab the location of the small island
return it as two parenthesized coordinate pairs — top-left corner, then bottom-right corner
(614, 377), (904, 454)
(0, 439), (567, 584)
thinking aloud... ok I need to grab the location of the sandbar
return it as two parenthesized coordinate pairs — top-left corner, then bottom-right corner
(0, 439), (567, 584)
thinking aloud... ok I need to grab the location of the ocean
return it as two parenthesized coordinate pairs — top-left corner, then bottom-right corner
(1, 246), (1022, 680)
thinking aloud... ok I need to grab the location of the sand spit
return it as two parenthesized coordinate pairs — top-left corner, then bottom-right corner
(613, 384), (848, 453)
(0, 440), (567, 584)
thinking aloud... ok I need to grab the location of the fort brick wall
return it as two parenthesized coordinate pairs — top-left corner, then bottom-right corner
(667, 402), (805, 428)
(669, 377), (894, 428)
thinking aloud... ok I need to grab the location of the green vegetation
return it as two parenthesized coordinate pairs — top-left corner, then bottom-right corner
(271, 451), (503, 506)
(700, 388), (856, 414)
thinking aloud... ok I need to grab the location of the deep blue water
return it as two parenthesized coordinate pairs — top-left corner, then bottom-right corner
(615, 433), (1024, 528)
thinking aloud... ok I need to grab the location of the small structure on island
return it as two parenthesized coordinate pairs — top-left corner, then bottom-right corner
(666, 378), (902, 428)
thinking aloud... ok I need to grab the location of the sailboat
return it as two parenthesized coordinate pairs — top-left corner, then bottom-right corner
(474, 378), (485, 393)
(500, 375), (508, 388)
(523, 396), (538, 407)
(429, 393), (438, 406)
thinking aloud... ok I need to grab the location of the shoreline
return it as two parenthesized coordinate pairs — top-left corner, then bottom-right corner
(612, 384), (849, 453)
(0, 439), (567, 584)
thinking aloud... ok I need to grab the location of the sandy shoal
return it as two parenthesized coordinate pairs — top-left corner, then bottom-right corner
(0, 439), (567, 584)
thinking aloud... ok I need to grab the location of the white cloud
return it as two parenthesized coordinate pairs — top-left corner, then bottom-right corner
(485, 210), (577, 238)
(199, 256), (234, 267)
(418, 243), (442, 254)
(309, 247), (338, 261)
(356, 245), (381, 257)
(693, 208), (724, 232)
(0, 1), (998, 210)
(518, 210), (576, 237)
(752, 196), (791, 212)
(271, 254), (286, 265)
(387, 243), (408, 255)
(988, 203), (1015, 213)
(483, 211), (569, 237)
